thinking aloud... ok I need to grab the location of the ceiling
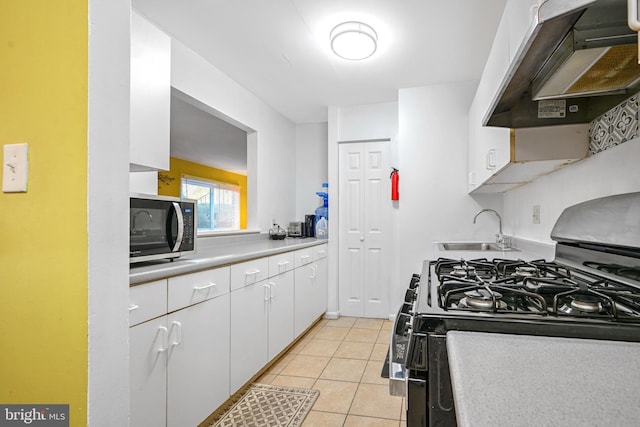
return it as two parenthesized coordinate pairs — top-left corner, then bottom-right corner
(133, 0), (508, 171)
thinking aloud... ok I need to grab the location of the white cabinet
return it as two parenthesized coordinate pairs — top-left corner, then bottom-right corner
(469, 124), (589, 193)
(130, 267), (231, 427)
(467, 0), (588, 193)
(293, 245), (328, 337)
(229, 278), (269, 393)
(167, 294), (230, 427)
(229, 256), (295, 393)
(131, 243), (329, 418)
(130, 315), (168, 427)
(130, 11), (170, 172)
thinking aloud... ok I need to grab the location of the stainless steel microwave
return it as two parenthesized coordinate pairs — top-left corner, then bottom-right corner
(130, 194), (197, 263)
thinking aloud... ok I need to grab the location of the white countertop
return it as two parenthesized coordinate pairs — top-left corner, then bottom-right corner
(447, 331), (640, 427)
(129, 234), (326, 285)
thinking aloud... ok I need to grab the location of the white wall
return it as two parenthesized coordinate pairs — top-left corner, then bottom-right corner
(295, 123), (328, 220)
(398, 82), (502, 307)
(504, 139), (640, 243)
(171, 39), (297, 231)
(87, 0), (131, 424)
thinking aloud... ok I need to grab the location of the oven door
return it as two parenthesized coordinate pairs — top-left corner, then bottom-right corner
(388, 303), (413, 396)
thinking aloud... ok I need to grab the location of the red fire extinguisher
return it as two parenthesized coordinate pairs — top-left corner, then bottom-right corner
(390, 167), (399, 201)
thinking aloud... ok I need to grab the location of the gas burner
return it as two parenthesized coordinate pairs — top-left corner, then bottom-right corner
(558, 294), (604, 315)
(512, 266), (539, 278)
(452, 265), (476, 278)
(460, 289), (504, 310)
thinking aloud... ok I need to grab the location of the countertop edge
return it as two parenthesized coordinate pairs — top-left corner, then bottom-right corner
(130, 239), (327, 285)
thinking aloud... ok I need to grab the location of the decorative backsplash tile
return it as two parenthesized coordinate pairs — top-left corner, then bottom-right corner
(589, 94), (639, 155)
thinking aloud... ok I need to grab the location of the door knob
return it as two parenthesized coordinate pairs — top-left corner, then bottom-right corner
(360, 236), (364, 242)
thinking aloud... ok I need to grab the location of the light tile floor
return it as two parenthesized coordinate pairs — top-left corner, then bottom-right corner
(256, 317), (406, 427)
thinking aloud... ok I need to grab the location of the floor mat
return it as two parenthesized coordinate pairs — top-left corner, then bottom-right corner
(210, 383), (319, 427)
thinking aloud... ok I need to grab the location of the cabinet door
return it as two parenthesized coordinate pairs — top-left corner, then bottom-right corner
(313, 258), (328, 320)
(130, 317), (168, 427)
(267, 270), (294, 360)
(230, 281), (269, 393)
(130, 11), (170, 171)
(294, 265), (317, 337)
(166, 295), (230, 427)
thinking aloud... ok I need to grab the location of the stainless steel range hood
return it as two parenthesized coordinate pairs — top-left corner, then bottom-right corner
(487, 0), (640, 128)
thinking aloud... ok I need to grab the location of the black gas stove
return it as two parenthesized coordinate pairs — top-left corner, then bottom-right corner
(390, 192), (640, 426)
(429, 257), (640, 322)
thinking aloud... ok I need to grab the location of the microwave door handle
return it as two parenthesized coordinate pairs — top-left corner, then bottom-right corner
(171, 202), (184, 252)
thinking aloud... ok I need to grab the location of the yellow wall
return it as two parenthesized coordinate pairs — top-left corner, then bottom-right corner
(158, 157), (248, 229)
(0, 1), (88, 425)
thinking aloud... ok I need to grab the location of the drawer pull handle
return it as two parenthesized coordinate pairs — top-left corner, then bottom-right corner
(246, 269), (261, 276)
(194, 282), (216, 291)
(300, 255), (311, 264)
(277, 261), (289, 266)
(128, 304), (140, 312)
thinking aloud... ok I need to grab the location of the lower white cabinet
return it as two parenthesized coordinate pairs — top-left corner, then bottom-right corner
(267, 270), (295, 360)
(229, 269), (294, 393)
(167, 295), (230, 427)
(129, 267), (230, 427)
(294, 246), (328, 337)
(130, 243), (328, 423)
(130, 316), (168, 427)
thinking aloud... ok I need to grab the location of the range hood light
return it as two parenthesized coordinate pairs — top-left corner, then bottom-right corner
(330, 21), (378, 60)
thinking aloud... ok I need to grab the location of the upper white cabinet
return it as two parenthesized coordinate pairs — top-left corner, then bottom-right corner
(467, 0), (588, 193)
(470, 124), (589, 193)
(130, 11), (171, 172)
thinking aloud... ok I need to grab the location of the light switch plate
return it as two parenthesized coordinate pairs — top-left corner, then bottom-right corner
(2, 143), (28, 192)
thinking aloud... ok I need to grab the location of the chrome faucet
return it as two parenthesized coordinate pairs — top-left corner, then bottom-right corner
(473, 209), (509, 249)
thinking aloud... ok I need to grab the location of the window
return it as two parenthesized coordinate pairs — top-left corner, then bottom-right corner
(181, 177), (240, 232)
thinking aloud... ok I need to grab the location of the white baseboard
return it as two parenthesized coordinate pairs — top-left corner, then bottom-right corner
(323, 311), (340, 320)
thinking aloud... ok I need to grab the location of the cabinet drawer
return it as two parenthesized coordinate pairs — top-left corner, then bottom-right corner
(168, 267), (230, 312)
(268, 252), (295, 277)
(230, 258), (269, 291)
(293, 248), (315, 268)
(129, 279), (167, 326)
(314, 244), (328, 261)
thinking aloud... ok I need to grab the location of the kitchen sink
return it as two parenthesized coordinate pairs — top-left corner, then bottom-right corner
(437, 242), (518, 252)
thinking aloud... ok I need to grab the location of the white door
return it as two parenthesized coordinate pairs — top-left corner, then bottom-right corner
(339, 140), (392, 318)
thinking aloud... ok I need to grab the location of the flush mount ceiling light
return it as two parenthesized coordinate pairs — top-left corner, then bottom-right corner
(330, 21), (378, 60)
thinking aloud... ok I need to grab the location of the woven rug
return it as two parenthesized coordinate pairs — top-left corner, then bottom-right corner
(210, 384), (319, 427)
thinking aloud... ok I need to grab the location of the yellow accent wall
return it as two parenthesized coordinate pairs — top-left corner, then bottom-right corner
(0, 1), (88, 425)
(158, 157), (248, 229)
